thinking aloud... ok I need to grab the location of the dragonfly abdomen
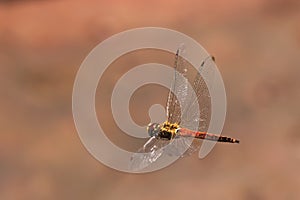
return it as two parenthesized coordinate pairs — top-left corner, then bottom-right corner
(178, 128), (239, 144)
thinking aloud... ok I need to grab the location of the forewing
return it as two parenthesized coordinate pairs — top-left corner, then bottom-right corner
(179, 56), (215, 155)
(181, 56), (214, 132)
(166, 45), (189, 124)
(166, 49), (215, 156)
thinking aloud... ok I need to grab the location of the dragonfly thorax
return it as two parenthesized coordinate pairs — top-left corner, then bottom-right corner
(147, 122), (179, 140)
(159, 121), (179, 140)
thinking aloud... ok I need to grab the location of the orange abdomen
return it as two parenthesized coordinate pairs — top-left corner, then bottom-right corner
(178, 128), (239, 143)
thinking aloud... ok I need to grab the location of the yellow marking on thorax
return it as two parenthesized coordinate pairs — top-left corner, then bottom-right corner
(161, 121), (180, 138)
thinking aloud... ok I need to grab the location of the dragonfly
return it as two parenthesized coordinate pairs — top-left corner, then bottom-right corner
(130, 46), (239, 170)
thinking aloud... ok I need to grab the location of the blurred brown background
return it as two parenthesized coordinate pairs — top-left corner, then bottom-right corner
(1, 0), (300, 200)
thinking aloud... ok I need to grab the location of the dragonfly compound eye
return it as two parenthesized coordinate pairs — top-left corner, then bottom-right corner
(147, 123), (160, 137)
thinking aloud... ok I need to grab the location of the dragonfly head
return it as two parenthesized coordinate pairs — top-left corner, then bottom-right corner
(147, 123), (161, 137)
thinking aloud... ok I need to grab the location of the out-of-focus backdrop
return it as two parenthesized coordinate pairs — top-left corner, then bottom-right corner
(1, 0), (300, 199)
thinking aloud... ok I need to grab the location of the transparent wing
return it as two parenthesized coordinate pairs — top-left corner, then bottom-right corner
(166, 45), (189, 124)
(129, 137), (170, 171)
(130, 136), (196, 170)
(166, 46), (215, 157)
(163, 137), (196, 157)
(181, 56), (215, 131)
(178, 56), (216, 156)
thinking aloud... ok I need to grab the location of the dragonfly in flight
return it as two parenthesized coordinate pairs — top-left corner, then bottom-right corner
(130, 46), (239, 170)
